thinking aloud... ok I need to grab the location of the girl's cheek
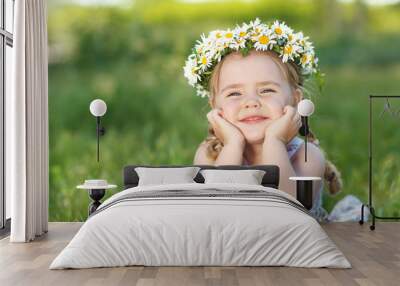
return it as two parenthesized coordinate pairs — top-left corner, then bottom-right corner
(266, 99), (285, 119)
(221, 103), (239, 121)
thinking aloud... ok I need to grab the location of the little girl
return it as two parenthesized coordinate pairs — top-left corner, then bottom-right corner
(183, 19), (342, 221)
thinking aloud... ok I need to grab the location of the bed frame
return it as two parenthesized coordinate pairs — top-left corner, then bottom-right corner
(123, 165), (280, 189)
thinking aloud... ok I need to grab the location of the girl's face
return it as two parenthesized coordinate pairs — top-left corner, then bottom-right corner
(214, 50), (302, 144)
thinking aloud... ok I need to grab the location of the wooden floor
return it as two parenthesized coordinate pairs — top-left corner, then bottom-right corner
(0, 222), (399, 286)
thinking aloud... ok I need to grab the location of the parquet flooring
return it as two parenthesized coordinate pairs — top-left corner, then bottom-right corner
(0, 222), (399, 286)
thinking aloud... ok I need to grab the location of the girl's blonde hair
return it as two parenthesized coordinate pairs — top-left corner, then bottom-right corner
(204, 50), (342, 195)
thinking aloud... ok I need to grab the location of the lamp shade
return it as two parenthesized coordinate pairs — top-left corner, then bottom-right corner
(89, 99), (107, 117)
(297, 99), (314, 117)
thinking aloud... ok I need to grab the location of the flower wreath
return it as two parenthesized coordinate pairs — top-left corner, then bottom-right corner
(183, 18), (323, 98)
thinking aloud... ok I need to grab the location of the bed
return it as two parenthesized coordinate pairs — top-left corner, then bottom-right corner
(49, 165), (351, 269)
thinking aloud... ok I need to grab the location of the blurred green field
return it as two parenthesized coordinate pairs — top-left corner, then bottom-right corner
(48, 0), (400, 221)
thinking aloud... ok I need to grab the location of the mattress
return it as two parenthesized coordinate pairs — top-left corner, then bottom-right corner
(49, 183), (351, 269)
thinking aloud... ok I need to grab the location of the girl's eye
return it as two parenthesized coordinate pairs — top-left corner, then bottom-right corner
(227, 92), (241, 97)
(261, 88), (276, 94)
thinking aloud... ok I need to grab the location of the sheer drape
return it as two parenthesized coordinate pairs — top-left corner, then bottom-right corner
(7, 0), (49, 242)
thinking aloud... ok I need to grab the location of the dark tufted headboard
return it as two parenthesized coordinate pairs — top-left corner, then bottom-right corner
(123, 165), (280, 189)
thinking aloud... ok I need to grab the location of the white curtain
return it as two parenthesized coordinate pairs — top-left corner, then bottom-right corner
(6, 0), (49, 242)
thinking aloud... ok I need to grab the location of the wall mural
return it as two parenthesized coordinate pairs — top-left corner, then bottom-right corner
(47, 0), (400, 222)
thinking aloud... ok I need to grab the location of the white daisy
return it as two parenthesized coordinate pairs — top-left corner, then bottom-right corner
(211, 29), (233, 52)
(236, 21), (250, 34)
(309, 54), (318, 69)
(253, 29), (276, 51)
(196, 33), (207, 46)
(248, 18), (267, 38)
(213, 50), (223, 62)
(302, 40), (314, 53)
(183, 57), (200, 87)
(300, 52), (312, 68)
(209, 29), (224, 41)
(198, 52), (213, 71)
(234, 25), (250, 40)
(281, 43), (301, 62)
(222, 29), (235, 43)
(271, 20), (293, 39)
(248, 18), (261, 30)
(302, 66), (313, 75)
(197, 37), (216, 55)
(195, 33), (213, 54)
(295, 32), (313, 53)
(211, 39), (228, 61)
(229, 37), (247, 51)
(210, 31), (227, 49)
(196, 85), (210, 98)
(287, 31), (302, 44)
(294, 31), (303, 41)
(194, 43), (206, 55)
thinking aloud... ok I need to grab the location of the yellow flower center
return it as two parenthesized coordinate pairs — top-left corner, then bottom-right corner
(225, 32), (233, 38)
(216, 32), (222, 38)
(301, 54), (308, 64)
(288, 34), (293, 41)
(284, 45), (293, 54)
(259, 35), (270, 45)
(239, 31), (247, 37)
(201, 56), (208, 65)
(275, 27), (282, 35)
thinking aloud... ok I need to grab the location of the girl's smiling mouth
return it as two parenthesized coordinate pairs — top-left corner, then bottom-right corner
(239, 115), (269, 123)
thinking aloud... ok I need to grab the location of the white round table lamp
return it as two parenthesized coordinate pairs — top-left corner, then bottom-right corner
(90, 99), (107, 117)
(297, 99), (314, 117)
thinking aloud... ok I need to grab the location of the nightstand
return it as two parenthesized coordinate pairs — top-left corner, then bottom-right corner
(77, 180), (117, 216)
(289, 176), (321, 210)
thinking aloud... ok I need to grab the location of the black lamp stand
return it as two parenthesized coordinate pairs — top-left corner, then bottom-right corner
(96, 116), (106, 162)
(296, 180), (313, 210)
(299, 116), (309, 162)
(88, 189), (106, 216)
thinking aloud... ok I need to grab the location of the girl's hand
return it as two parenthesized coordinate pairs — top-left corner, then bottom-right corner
(207, 108), (245, 147)
(264, 105), (302, 144)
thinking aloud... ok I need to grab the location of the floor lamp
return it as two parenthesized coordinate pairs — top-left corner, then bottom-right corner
(360, 95), (400, 230)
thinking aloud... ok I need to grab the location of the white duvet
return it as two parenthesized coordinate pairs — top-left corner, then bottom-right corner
(50, 183), (351, 269)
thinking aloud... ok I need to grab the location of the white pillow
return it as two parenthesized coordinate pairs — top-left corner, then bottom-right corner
(200, 169), (266, 185)
(135, 167), (201, 186)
